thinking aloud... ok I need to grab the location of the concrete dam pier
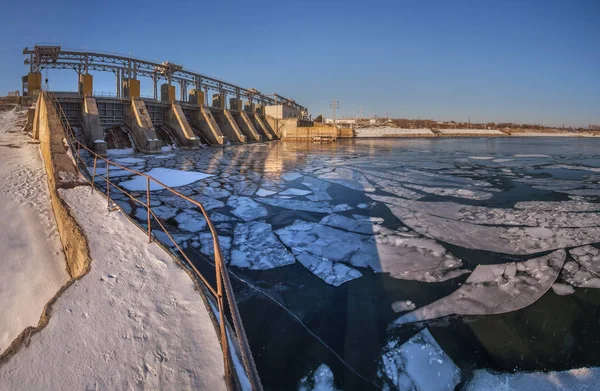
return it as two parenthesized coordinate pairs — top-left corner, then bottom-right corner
(22, 45), (314, 154)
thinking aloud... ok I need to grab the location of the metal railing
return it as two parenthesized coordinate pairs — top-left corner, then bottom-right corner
(44, 91), (262, 390)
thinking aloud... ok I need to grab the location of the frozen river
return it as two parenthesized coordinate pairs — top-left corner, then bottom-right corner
(89, 137), (600, 390)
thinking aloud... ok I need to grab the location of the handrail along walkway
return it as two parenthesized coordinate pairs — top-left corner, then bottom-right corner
(45, 91), (262, 391)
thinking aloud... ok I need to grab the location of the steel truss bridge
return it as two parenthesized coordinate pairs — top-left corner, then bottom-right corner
(23, 45), (306, 113)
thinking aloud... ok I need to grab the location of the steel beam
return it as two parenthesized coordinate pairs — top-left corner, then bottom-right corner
(23, 46), (307, 112)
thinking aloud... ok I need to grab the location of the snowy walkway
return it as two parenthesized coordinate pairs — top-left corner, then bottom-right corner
(0, 186), (227, 389)
(0, 107), (70, 354)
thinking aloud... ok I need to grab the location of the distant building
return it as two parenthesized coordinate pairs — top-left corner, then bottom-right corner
(265, 104), (301, 119)
(7, 91), (20, 97)
(325, 118), (357, 125)
(369, 119), (377, 125)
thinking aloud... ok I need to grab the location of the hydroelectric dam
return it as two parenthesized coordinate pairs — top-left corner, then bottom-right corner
(21, 45), (319, 155)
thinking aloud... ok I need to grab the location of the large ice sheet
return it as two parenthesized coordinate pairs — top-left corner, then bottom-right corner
(275, 220), (467, 282)
(465, 367), (600, 391)
(561, 246), (600, 289)
(371, 195), (600, 255)
(120, 168), (213, 191)
(230, 222), (295, 270)
(378, 328), (461, 391)
(395, 250), (566, 326)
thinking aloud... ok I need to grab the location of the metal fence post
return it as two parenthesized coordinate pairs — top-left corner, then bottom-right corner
(106, 162), (110, 209)
(147, 177), (152, 243)
(91, 155), (97, 194)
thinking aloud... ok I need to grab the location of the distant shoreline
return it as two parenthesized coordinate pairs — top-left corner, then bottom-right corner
(352, 127), (599, 138)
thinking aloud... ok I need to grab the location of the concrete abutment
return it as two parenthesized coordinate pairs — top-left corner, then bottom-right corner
(123, 100), (162, 153)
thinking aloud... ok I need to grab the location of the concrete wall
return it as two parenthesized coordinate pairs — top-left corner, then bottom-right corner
(34, 93), (91, 279)
(211, 108), (246, 143)
(264, 104), (300, 119)
(233, 111), (261, 141)
(123, 100), (161, 153)
(269, 117), (338, 140)
(163, 104), (201, 149)
(189, 106), (225, 145)
(250, 113), (273, 140)
(82, 98), (107, 155)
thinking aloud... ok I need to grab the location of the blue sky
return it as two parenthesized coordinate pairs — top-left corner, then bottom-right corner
(0, 0), (598, 127)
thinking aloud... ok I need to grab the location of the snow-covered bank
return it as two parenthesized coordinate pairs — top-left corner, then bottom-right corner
(0, 187), (226, 390)
(0, 108), (70, 354)
(436, 128), (506, 136)
(355, 127), (434, 137)
(511, 132), (597, 137)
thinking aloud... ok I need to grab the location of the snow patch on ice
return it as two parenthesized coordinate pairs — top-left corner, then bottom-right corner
(120, 168), (213, 191)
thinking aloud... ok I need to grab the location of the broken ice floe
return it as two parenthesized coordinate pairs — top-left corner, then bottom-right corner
(465, 367), (600, 391)
(281, 172), (303, 181)
(551, 283), (575, 296)
(371, 195), (600, 254)
(394, 250), (566, 326)
(561, 245), (600, 289)
(391, 300), (416, 313)
(378, 328), (461, 391)
(230, 222), (295, 270)
(279, 188), (312, 196)
(257, 198), (333, 214)
(275, 219), (467, 283)
(227, 196), (268, 221)
(298, 363), (338, 391)
(174, 210), (207, 232)
(296, 252), (362, 287)
(318, 167), (376, 192)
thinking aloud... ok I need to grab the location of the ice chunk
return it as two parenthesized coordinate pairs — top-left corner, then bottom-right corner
(255, 188), (277, 197)
(551, 283), (575, 296)
(391, 300), (416, 313)
(114, 157), (146, 165)
(281, 172), (303, 181)
(275, 221), (467, 283)
(196, 232), (231, 261)
(332, 204), (353, 212)
(562, 246), (600, 288)
(257, 198), (333, 214)
(378, 329), (461, 391)
(298, 363), (338, 391)
(465, 367), (600, 391)
(279, 188), (313, 196)
(296, 252), (362, 287)
(319, 214), (375, 234)
(120, 168), (213, 191)
(201, 186), (231, 199)
(227, 196), (268, 221)
(301, 176), (332, 201)
(230, 222), (295, 270)
(174, 210), (207, 232)
(319, 168), (376, 192)
(394, 250), (566, 326)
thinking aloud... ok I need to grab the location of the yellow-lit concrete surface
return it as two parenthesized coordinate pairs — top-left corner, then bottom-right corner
(78, 74), (93, 96)
(27, 73), (42, 96)
(163, 104), (201, 149)
(123, 100), (161, 153)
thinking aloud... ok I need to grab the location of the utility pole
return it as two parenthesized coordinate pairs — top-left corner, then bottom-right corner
(330, 99), (339, 125)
